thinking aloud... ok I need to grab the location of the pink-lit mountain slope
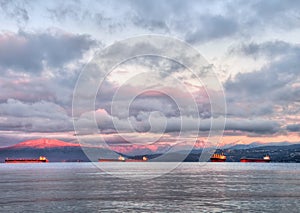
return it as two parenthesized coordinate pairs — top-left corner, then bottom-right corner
(11, 138), (80, 149)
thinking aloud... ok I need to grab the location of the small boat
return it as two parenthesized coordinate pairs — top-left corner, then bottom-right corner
(5, 156), (49, 163)
(240, 155), (271, 163)
(210, 153), (226, 162)
(98, 156), (148, 162)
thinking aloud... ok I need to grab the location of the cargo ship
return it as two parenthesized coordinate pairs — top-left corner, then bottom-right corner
(98, 156), (148, 162)
(240, 155), (271, 163)
(5, 156), (49, 163)
(210, 153), (226, 162)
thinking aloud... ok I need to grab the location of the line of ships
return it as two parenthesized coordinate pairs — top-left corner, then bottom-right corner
(4, 154), (271, 163)
(210, 153), (271, 163)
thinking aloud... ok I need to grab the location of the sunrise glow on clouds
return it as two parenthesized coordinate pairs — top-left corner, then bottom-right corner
(0, 0), (300, 151)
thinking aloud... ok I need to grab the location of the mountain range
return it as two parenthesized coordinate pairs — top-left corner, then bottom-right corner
(0, 138), (299, 162)
(0, 138), (89, 162)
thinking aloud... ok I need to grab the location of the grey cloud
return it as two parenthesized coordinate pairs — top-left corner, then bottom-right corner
(47, 2), (124, 33)
(47, 2), (81, 22)
(0, 29), (96, 110)
(0, 135), (25, 147)
(124, 0), (300, 42)
(231, 41), (299, 59)
(250, 0), (300, 29)
(96, 84), (211, 121)
(5, 0), (299, 45)
(226, 41), (300, 102)
(165, 117), (279, 134)
(0, 77), (56, 103)
(129, 1), (240, 43)
(0, 116), (72, 133)
(0, 64), (84, 107)
(226, 101), (274, 118)
(44, 1), (241, 43)
(286, 124), (300, 132)
(252, 0), (300, 15)
(224, 119), (280, 134)
(47, 1), (128, 33)
(129, 0), (173, 32)
(0, 99), (68, 119)
(0, 99), (73, 132)
(224, 1), (300, 36)
(0, 30), (96, 72)
(185, 15), (238, 43)
(225, 41), (300, 123)
(0, 0), (29, 24)
(77, 108), (280, 135)
(132, 17), (169, 32)
(226, 62), (299, 98)
(129, 96), (180, 118)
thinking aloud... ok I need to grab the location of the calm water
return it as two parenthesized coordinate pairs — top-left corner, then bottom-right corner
(0, 163), (299, 212)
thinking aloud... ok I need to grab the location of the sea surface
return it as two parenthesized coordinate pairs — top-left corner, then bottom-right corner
(0, 163), (299, 212)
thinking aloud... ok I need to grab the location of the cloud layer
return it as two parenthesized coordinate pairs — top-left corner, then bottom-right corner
(0, 0), (299, 148)
(0, 30), (96, 72)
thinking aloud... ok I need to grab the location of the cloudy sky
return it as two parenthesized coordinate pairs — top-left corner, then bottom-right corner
(0, 0), (300, 151)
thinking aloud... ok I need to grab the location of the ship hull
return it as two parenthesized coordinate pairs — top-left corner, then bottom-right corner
(210, 158), (226, 162)
(125, 159), (147, 162)
(240, 158), (270, 163)
(5, 159), (48, 163)
(98, 159), (148, 162)
(98, 159), (124, 162)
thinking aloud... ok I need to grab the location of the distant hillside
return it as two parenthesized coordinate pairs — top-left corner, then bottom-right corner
(0, 147), (89, 163)
(220, 144), (300, 162)
(225, 142), (294, 150)
(0, 138), (299, 163)
(134, 144), (300, 162)
(0, 138), (94, 162)
(0, 138), (152, 163)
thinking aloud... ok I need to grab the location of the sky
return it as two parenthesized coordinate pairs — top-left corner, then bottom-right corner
(0, 0), (300, 151)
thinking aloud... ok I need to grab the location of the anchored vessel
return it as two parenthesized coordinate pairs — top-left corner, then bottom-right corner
(210, 153), (227, 162)
(240, 155), (271, 163)
(98, 156), (148, 162)
(124, 156), (148, 162)
(5, 156), (49, 163)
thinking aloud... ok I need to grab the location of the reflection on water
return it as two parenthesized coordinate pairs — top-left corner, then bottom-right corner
(0, 163), (299, 212)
